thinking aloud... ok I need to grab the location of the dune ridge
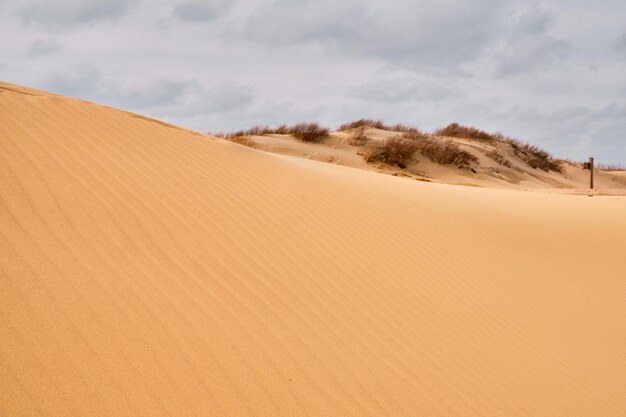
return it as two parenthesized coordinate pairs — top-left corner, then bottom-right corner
(1, 82), (626, 416)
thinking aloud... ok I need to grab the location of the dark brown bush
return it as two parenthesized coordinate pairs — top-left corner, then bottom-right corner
(288, 122), (330, 142)
(365, 136), (419, 169)
(338, 119), (423, 135)
(486, 150), (512, 168)
(433, 123), (497, 142)
(338, 119), (387, 131)
(365, 135), (478, 169)
(224, 135), (256, 148)
(417, 138), (478, 168)
(505, 139), (562, 172)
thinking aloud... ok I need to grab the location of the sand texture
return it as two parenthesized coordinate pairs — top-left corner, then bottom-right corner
(2, 82), (626, 416)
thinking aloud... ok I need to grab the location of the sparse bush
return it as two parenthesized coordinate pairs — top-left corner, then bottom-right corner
(224, 135), (256, 148)
(338, 119), (423, 135)
(365, 136), (419, 169)
(339, 119), (387, 131)
(433, 123), (498, 142)
(211, 122), (329, 140)
(347, 126), (369, 146)
(486, 150), (512, 168)
(288, 122), (329, 142)
(596, 163), (626, 171)
(417, 138), (478, 168)
(506, 139), (562, 172)
(365, 135), (478, 169)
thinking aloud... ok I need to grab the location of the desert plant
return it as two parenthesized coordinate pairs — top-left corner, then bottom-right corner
(365, 136), (419, 169)
(288, 122), (329, 142)
(338, 119), (424, 135)
(348, 126), (369, 146)
(505, 139), (563, 172)
(417, 138), (478, 168)
(224, 135), (256, 148)
(596, 163), (626, 171)
(338, 119), (387, 131)
(433, 123), (498, 142)
(486, 150), (512, 168)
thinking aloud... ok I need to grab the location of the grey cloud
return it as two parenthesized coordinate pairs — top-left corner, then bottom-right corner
(119, 79), (194, 108)
(173, 1), (228, 22)
(182, 81), (254, 115)
(40, 65), (103, 99)
(347, 77), (455, 103)
(18, 0), (136, 28)
(491, 7), (570, 77)
(28, 39), (61, 57)
(616, 33), (626, 54)
(240, 0), (509, 70)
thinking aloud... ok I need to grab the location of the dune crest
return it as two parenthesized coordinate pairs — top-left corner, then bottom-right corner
(1, 82), (626, 416)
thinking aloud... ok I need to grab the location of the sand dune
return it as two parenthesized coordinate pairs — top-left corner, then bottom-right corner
(1, 81), (626, 416)
(234, 126), (626, 193)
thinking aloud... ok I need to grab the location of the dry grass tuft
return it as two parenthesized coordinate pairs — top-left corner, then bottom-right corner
(506, 139), (563, 173)
(596, 163), (626, 171)
(339, 119), (423, 135)
(365, 136), (419, 169)
(224, 135), (256, 148)
(348, 126), (369, 146)
(211, 123), (329, 142)
(417, 138), (478, 168)
(339, 119), (387, 131)
(365, 134), (478, 169)
(433, 123), (500, 142)
(486, 150), (512, 168)
(288, 122), (329, 142)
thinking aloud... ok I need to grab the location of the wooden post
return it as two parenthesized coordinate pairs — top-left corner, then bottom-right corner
(589, 157), (594, 190)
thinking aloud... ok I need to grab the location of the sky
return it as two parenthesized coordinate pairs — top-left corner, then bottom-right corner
(1, 0), (625, 164)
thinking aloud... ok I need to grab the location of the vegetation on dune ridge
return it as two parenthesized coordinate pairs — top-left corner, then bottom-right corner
(213, 120), (570, 173)
(338, 118), (423, 135)
(212, 122), (328, 142)
(365, 133), (478, 170)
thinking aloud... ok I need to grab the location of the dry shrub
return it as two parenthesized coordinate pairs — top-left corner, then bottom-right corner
(365, 136), (419, 169)
(390, 124), (423, 135)
(417, 138), (478, 168)
(339, 119), (387, 131)
(212, 122), (329, 141)
(506, 139), (562, 172)
(486, 150), (512, 168)
(288, 122), (329, 142)
(365, 135), (478, 169)
(348, 126), (369, 146)
(225, 135), (256, 148)
(596, 163), (626, 171)
(433, 123), (500, 142)
(339, 119), (423, 135)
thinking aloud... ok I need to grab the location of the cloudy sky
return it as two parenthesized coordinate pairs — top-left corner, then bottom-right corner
(1, 0), (625, 163)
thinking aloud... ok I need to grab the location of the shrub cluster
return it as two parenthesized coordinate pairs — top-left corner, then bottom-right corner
(338, 119), (423, 135)
(224, 135), (256, 148)
(365, 136), (419, 169)
(365, 134), (477, 169)
(434, 122), (563, 172)
(289, 122), (329, 142)
(506, 139), (563, 173)
(417, 139), (478, 168)
(433, 123), (501, 142)
(348, 126), (369, 146)
(486, 150), (512, 168)
(212, 123), (329, 142)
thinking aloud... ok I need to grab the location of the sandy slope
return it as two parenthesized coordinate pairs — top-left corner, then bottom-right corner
(1, 82), (626, 417)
